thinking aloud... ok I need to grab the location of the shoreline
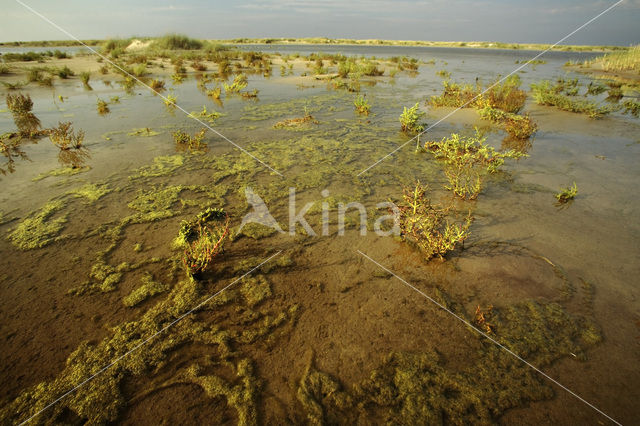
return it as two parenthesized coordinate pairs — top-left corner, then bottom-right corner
(0, 37), (630, 53)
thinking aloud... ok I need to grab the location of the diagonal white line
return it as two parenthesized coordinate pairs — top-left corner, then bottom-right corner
(357, 0), (625, 176)
(14, 0), (284, 177)
(357, 249), (621, 425)
(18, 251), (282, 425)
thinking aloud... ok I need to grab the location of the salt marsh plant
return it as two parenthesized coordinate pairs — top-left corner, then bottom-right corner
(49, 122), (90, 168)
(424, 130), (524, 174)
(478, 106), (537, 140)
(79, 71), (91, 89)
(149, 78), (166, 92)
(531, 80), (611, 118)
(224, 73), (248, 93)
(180, 208), (230, 277)
(164, 92), (177, 107)
(0, 136), (28, 175)
(173, 128), (207, 152)
(207, 86), (222, 99)
(55, 65), (74, 79)
(96, 98), (109, 114)
(399, 103), (426, 134)
(354, 94), (370, 115)
(6, 92), (41, 136)
(622, 99), (640, 117)
(555, 182), (578, 203)
(189, 105), (221, 123)
(397, 181), (472, 260)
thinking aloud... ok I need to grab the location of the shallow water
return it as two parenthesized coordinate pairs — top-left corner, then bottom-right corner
(1, 45), (639, 424)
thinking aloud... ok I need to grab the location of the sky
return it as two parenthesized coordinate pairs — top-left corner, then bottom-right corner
(1, 0), (639, 46)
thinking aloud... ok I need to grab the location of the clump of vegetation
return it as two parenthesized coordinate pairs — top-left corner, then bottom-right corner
(55, 65), (74, 79)
(207, 86), (222, 99)
(224, 73), (248, 93)
(0, 136), (28, 175)
(69, 183), (111, 203)
(396, 181), (472, 260)
(241, 89), (259, 99)
(354, 94), (370, 115)
(189, 105), (222, 123)
(6, 92), (41, 136)
(8, 200), (66, 250)
(164, 92), (177, 107)
(155, 33), (203, 50)
(96, 98), (109, 114)
(430, 76), (526, 114)
(425, 130), (524, 174)
(49, 122), (90, 168)
(585, 81), (607, 96)
(399, 103), (426, 134)
(274, 108), (319, 129)
(79, 71), (91, 89)
(555, 182), (578, 203)
(149, 78), (165, 92)
(424, 131), (524, 199)
(123, 272), (169, 307)
(179, 208), (230, 277)
(173, 128), (207, 152)
(585, 44), (640, 73)
(531, 80), (611, 118)
(478, 106), (537, 140)
(622, 99), (640, 117)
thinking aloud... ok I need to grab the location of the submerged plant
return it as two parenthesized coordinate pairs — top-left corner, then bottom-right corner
(49, 122), (90, 168)
(399, 103), (426, 134)
(555, 182), (578, 203)
(354, 94), (370, 115)
(396, 181), (472, 260)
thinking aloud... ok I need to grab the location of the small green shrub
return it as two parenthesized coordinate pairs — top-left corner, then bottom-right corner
(354, 94), (370, 115)
(555, 182), (577, 203)
(399, 103), (426, 134)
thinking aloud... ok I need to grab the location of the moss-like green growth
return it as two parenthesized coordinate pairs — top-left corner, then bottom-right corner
(129, 155), (184, 179)
(239, 275), (272, 307)
(68, 183), (111, 203)
(8, 200), (66, 250)
(128, 185), (184, 222)
(235, 222), (277, 240)
(123, 272), (169, 307)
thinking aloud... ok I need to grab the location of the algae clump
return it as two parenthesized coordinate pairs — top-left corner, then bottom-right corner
(123, 272), (169, 307)
(8, 200), (67, 250)
(68, 183), (112, 203)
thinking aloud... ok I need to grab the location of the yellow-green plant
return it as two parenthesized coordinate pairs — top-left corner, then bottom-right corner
(181, 209), (230, 277)
(399, 103), (425, 134)
(397, 181), (472, 260)
(96, 98), (109, 114)
(555, 182), (577, 203)
(224, 73), (248, 93)
(173, 128), (207, 152)
(49, 122), (90, 168)
(164, 92), (177, 107)
(6, 92), (41, 136)
(354, 94), (370, 115)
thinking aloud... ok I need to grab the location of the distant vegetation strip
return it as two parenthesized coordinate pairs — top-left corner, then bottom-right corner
(0, 37), (630, 53)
